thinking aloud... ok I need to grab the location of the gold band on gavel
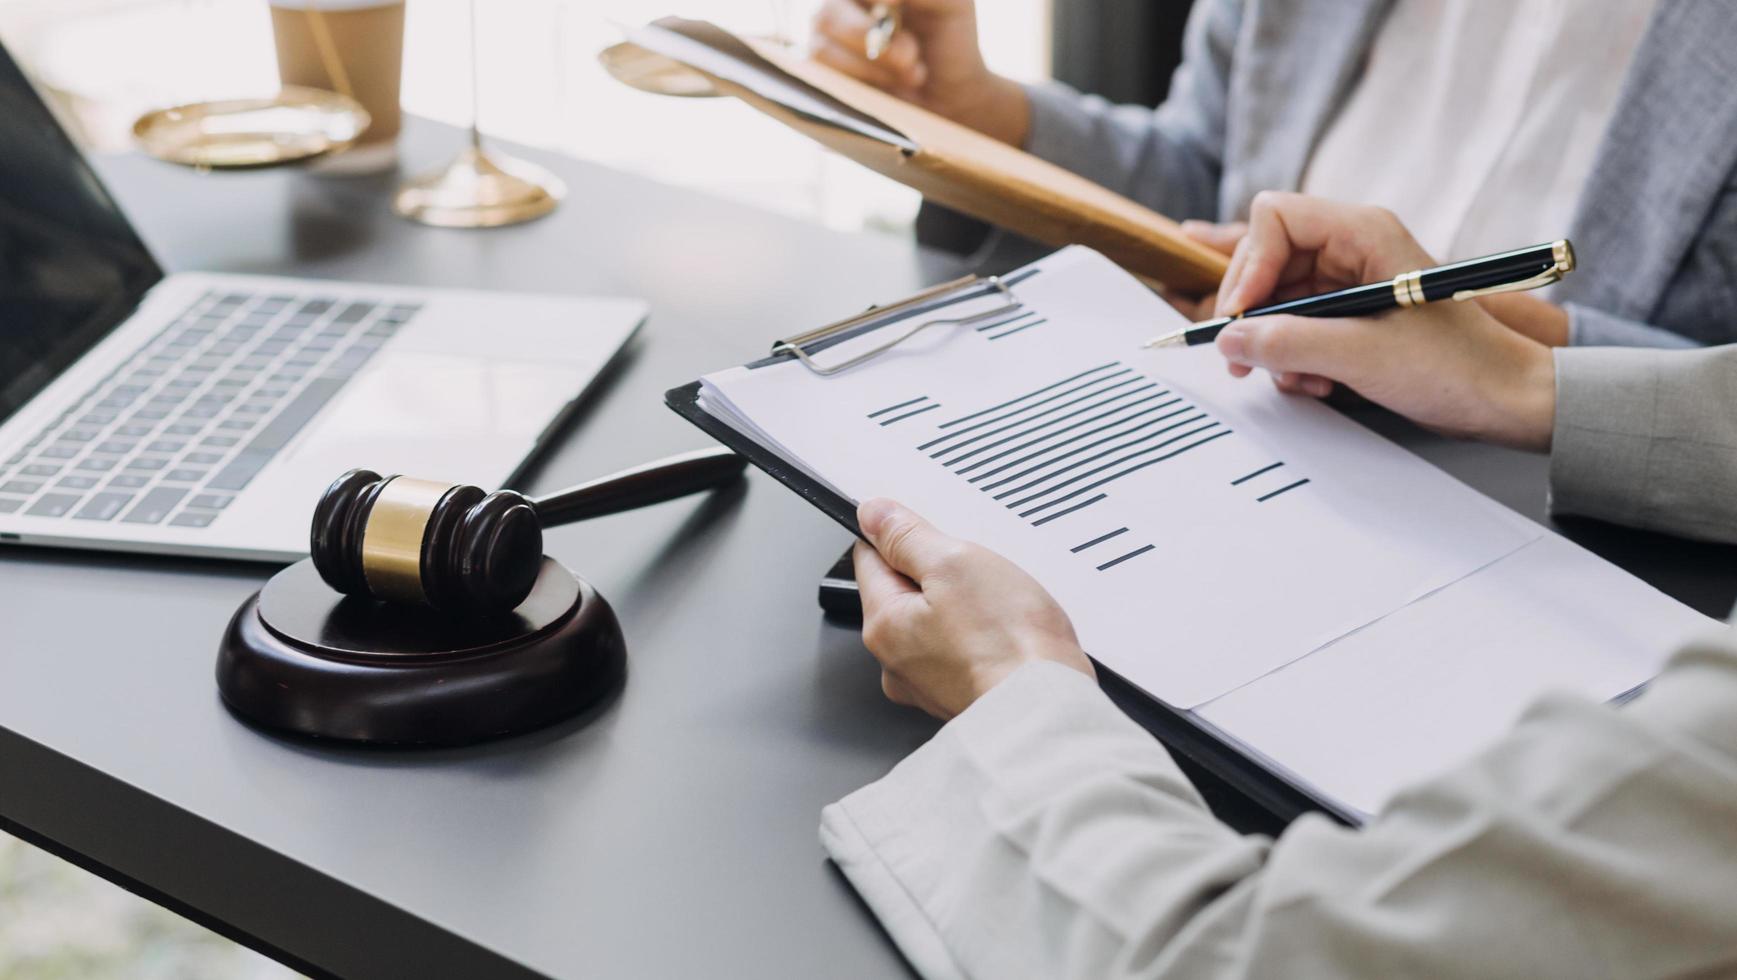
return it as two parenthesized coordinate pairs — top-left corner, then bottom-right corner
(360, 476), (457, 605)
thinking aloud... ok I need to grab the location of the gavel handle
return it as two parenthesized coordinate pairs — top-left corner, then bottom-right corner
(530, 447), (748, 527)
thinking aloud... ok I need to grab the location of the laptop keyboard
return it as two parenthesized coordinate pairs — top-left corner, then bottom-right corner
(0, 289), (420, 529)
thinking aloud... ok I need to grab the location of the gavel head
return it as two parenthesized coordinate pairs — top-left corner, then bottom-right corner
(310, 469), (545, 616)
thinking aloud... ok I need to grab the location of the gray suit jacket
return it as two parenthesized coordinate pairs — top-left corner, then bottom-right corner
(1554, 344), (1737, 543)
(1022, 0), (1737, 348)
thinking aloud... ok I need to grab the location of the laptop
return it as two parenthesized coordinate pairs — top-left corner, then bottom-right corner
(0, 43), (644, 562)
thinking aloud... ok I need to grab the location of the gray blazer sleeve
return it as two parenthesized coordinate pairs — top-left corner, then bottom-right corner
(1551, 344), (1737, 543)
(822, 624), (1737, 980)
(1020, 0), (1239, 222)
(1566, 302), (1700, 348)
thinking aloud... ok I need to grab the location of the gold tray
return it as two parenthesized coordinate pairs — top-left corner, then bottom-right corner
(132, 86), (371, 170)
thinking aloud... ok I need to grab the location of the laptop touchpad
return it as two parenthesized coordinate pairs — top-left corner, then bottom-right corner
(282, 351), (587, 484)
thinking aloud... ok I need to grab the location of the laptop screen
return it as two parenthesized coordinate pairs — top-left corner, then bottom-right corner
(0, 41), (163, 428)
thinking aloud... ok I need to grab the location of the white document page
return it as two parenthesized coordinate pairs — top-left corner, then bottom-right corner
(701, 247), (1539, 707)
(1195, 532), (1718, 817)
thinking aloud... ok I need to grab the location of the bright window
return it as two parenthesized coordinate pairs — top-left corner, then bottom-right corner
(0, 0), (1053, 234)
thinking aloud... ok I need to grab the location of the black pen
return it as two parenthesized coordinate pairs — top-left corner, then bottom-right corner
(1144, 239), (1575, 349)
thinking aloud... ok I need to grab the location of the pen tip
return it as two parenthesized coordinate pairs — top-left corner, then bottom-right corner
(1142, 330), (1187, 349)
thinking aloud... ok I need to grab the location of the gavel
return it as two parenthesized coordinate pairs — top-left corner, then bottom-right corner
(310, 447), (746, 615)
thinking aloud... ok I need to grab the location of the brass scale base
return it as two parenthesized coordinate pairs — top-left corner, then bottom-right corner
(392, 143), (564, 229)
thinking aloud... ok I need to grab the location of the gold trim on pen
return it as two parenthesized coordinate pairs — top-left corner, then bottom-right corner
(361, 476), (456, 605)
(1393, 269), (1425, 308)
(1552, 239), (1576, 274)
(1451, 241), (1578, 301)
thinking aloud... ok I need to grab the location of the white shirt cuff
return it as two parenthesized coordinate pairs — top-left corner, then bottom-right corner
(820, 661), (1219, 978)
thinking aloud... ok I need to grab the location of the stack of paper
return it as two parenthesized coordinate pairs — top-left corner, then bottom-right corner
(694, 247), (1714, 818)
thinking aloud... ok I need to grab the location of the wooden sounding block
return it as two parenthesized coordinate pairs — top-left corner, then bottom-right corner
(216, 557), (625, 745)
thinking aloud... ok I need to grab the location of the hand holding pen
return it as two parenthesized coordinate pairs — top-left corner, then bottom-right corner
(807, 0), (1035, 148)
(1146, 238), (1573, 349)
(865, 2), (900, 60)
(1175, 193), (1563, 451)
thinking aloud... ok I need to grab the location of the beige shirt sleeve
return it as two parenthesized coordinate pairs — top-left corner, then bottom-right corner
(1551, 344), (1737, 543)
(822, 619), (1737, 979)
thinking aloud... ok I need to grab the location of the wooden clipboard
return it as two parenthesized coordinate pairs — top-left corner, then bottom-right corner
(601, 18), (1229, 294)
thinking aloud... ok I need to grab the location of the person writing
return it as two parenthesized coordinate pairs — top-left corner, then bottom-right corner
(820, 193), (1737, 979)
(810, 0), (1737, 350)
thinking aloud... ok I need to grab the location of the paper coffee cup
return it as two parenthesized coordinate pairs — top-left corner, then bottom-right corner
(269, 0), (405, 170)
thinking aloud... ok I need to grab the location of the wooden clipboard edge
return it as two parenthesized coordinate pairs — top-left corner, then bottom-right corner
(755, 44), (1229, 294)
(709, 90), (1226, 294)
(663, 379), (1354, 828)
(606, 22), (1229, 294)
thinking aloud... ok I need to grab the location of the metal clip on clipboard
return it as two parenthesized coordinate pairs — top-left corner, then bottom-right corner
(770, 274), (1024, 376)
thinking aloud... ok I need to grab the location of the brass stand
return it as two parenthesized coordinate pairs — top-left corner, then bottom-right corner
(394, 0), (563, 228)
(394, 135), (563, 228)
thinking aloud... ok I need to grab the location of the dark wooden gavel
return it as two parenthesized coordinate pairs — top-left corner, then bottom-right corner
(309, 447), (746, 615)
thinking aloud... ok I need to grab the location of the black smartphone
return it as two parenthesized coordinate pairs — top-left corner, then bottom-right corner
(818, 546), (862, 622)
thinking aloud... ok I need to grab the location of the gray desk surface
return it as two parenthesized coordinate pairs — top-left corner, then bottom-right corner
(2, 120), (1733, 980)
